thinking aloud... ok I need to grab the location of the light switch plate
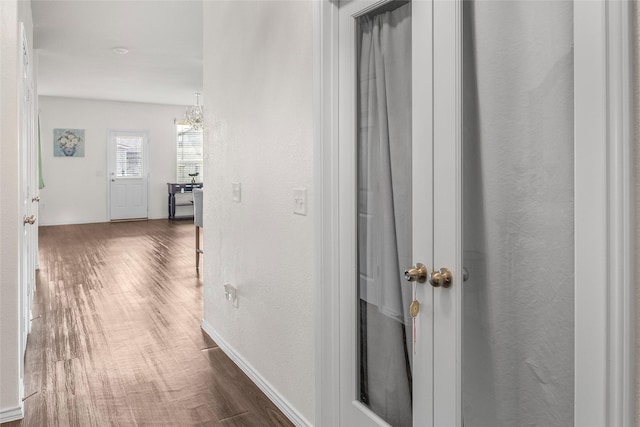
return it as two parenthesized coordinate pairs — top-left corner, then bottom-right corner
(232, 182), (241, 203)
(293, 188), (307, 215)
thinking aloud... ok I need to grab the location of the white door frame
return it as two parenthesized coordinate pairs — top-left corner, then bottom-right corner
(312, 0), (635, 425)
(598, 2), (635, 425)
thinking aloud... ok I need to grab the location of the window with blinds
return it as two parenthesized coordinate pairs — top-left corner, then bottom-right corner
(115, 136), (143, 177)
(177, 124), (203, 183)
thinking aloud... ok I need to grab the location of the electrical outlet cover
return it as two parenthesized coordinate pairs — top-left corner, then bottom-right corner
(232, 182), (241, 203)
(293, 188), (307, 215)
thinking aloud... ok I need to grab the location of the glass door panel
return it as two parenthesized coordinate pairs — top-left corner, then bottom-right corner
(115, 136), (144, 178)
(461, 2), (575, 425)
(356, 2), (413, 426)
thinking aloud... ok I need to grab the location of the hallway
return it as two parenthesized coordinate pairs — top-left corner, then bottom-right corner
(2, 220), (292, 426)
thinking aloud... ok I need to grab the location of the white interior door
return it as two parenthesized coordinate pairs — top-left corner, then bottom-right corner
(109, 130), (149, 220)
(338, 1), (432, 426)
(19, 22), (38, 398)
(336, 0), (620, 426)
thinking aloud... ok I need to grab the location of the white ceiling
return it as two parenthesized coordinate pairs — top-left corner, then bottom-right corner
(32, 0), (203, 106)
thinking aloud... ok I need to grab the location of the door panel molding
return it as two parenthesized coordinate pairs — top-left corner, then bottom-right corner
(573, 3), (609, 424)
(432, 0), (461, 424)
(604, 1), (635, 425)
(412, 0), (435, 425)
(573, 1), (635, 425)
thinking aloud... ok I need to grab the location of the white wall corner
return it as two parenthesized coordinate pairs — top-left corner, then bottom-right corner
(0, 405), (24, 423)
(200, 320), (313, 427)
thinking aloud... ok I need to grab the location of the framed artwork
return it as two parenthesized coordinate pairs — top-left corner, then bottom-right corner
(54, 128), (85, 157)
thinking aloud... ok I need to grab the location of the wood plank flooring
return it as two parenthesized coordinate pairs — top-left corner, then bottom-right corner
(2, 220), (293, 427)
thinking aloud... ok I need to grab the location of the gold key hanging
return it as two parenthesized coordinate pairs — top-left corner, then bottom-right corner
(410, 281), (419, 356)
(410, 300), (420, 318)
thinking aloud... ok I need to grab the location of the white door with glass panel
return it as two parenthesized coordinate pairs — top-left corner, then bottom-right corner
(109, 131), (148, 220)
(337, 0), (613, 426)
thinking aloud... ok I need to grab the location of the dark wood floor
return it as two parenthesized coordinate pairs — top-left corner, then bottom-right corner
(2, 220), (293, 427)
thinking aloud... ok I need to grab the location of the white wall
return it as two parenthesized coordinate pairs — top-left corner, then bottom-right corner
(0, 0), (32, 420)
(202, 1), (314, 424)
(38, 96), (187, 225)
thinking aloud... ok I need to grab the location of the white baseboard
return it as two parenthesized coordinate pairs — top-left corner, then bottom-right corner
(0, 405), (24, 423)
(39, 218), (108, 226)
(39, 215), (175, 227)
(200, 320), (312, 427)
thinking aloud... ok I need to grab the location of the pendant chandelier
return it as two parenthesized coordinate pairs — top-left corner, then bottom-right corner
(184, 92), (204, 131)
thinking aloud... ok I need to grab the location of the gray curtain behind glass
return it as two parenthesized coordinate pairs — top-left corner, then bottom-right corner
(357, 3), (412, 426)
(462, 1), (575, 426)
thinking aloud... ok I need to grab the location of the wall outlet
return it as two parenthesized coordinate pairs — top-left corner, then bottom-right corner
(293, 188), (307, 215)
(232, 182), (241, 203)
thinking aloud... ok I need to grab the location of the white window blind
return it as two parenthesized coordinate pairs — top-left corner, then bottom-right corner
(115, 136), (143, 177)
(177, 124), (203, 183)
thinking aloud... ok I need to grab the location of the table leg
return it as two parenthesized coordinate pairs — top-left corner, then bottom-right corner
(196, 226), (201, 269)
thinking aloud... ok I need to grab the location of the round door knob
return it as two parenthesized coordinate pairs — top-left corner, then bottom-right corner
(32, 196), (40, 202)
(429, 267), (452, 288)
(23, 215), (36, 225)
(404, 263), (428, 283)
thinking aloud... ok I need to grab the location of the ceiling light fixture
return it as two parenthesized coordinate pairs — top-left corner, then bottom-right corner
(112, 47), (129, 55)
(184, 92), (204, 131)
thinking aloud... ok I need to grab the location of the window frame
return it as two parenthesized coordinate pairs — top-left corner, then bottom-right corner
(176, 124), (204, 184)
